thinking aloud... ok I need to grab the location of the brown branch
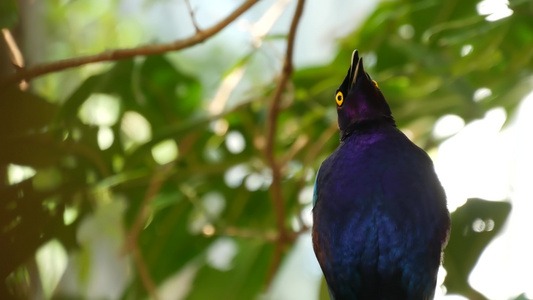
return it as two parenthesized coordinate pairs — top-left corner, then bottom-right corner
(184, 0), (201, 33)
(302, 121), (338, 167)
(211, 225), (308, 243)
(61, 140), (111, 178)
(131, 245), (159, 300)
(215, 226), (279, 242)
(280, 134), (309, 167)
(122, 163), (175, 300)
(125, 163), (174, 249)
(292, 121), (337, 229)
(293, 121), (338, 196)
(264, 0), (306, 286)
(2, 29), (28, 90)
(0, 0), (260, 87)
(284, 122), (338, 236)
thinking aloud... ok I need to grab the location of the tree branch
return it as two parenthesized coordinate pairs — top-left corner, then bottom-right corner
(122, 163), (174, 300)
(2, 29), (28, 90)
(0, 0), (260, 87)
(184, 0), (201, 33)
(264, 0), (306, 286)
(215, 226), (279, 242)
(131, 245), (159, 300)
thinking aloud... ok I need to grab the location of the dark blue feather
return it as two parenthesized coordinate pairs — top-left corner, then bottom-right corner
(313, 169), (319, 206)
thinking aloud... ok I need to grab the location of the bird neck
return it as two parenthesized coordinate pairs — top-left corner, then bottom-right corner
(340, 116), (396, 141)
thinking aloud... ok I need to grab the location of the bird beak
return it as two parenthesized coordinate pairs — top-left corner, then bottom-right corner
(348, 50), (359, 87)
(349, 50), (366, 90)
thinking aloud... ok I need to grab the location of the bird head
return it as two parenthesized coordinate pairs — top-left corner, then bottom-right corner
(335, 50), (394, 137)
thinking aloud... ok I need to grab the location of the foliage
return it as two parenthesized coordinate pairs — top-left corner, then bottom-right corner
(443, 198), (511, 299)
(295, 0), (533, 148)
(1, 0), (532, 299)
(0, 0), (18, 29)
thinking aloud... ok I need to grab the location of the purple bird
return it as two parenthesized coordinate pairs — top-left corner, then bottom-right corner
(312, 50), (450, 300)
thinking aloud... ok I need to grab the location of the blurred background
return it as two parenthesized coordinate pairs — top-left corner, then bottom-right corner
(1, 0), (532, 299)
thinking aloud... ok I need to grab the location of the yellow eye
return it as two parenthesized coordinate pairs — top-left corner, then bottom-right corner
(373, 80), (378, 87)
(335, 91), (344, 106)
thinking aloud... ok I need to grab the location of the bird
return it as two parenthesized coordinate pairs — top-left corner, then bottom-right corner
(312, 50), (450, 300)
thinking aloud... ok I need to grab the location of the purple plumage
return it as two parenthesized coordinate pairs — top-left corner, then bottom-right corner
(312, 50), (450, 300)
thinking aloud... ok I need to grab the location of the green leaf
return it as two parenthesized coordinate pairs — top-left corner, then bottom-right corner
(0, 87), (57, 138)
(138, 55), (202, 126)
(121, 193), (211, 299)
(0, 88), (62, 167)
(57, 59), (135, 125)
(0, 177), (86, 280)
(443, 198), (512, 298)
(513, 293), (530, 300)
(0, 0), (18, 29)
(186, 239), (273, 300)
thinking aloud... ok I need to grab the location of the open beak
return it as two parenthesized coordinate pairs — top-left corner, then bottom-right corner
(349, 50), (366, 90)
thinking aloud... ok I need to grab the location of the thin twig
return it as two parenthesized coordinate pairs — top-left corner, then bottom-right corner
(2, 29), (28, 90)
(125, 163), (174, 248)
(264, 0), (306, 286)
(123, 163), (174, 300)
(280, 134), (309, 167)
(131, 245), (159, 300)
(61, 140), (111, 177)
(215, 226), (279, 242)
(184, 0), (201, 33)
(298, 121), (338, 187)
(0, 0), (260, 87)
(288, 121), (338, 233)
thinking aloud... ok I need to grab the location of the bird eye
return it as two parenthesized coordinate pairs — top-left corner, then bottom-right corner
(372, 80), (378, 88)
(335, 91), (344, 106)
